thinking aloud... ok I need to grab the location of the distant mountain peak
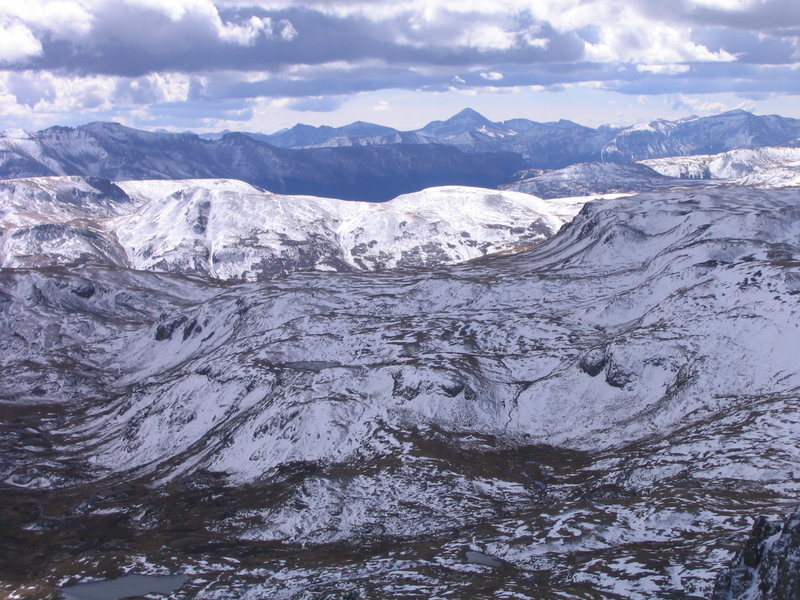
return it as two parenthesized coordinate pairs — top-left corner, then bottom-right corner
(448, 107), (491, 123)
(415, 108), (495, 138)
(80, 121), (126, 130)
(290, 123), (330, 132)
(719, 108), (754, 117)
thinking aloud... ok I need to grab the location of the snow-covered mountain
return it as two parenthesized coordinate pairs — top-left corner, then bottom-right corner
(600, 110), (800, 162)
(642, 145), (800, 188)
(499, 144), (800, 199)
(500, 161), (714, 198)
(0, 177), (585, 278)
(3, 184), (800, 598)
(254, 121), (426, 149)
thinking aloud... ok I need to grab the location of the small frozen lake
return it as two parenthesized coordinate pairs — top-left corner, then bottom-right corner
(61, 574), (189, 600)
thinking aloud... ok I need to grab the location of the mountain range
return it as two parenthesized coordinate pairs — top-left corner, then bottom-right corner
(3, 109), (800, 201)
(237, 108), (800, 166)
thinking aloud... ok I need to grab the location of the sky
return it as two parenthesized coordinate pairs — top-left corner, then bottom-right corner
(1, 0), (800, 133)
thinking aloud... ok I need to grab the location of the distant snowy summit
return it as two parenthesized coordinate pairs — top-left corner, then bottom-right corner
(0, 178), (588, 280)
(641, 145), (800, 188)
(502, 145), (800, 198)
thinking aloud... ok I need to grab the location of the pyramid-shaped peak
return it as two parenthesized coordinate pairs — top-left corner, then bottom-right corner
(449, 108), (491, 123)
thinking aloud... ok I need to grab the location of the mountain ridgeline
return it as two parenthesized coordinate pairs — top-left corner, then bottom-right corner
(3, 109), (800, 201)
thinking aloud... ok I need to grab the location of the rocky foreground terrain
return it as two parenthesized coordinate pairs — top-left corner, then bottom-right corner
(1, 179), (800, 598)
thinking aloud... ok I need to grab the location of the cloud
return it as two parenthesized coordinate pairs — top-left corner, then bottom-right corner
(0, 1), (93, 39)
(639, 0), (800, 34)
(0, 20), (43, 63)
(691, 27), (797, 64)
(671, 92), (755, 114)
(637, 63), (691, 75)
(480, 71), (504, 80)
(1, 1), (800, 130)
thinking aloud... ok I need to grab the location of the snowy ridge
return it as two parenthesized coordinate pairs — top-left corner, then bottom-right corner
(642, 145), (800, 188)
(500, 161), (711, 198)
(500, 146), (800, 200)
(1, 177), (586, 277)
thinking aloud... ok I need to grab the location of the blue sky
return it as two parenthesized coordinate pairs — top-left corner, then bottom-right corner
(1, 0), (800, 132)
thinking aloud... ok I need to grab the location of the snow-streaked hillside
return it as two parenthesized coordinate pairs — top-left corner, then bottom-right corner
(500, 146), (800, 201)
(0, 177), (586, 277)
(600, 110), (800, 162)
(500, 161), (712, 198)
(642, 145), (800, 188)
(3, 185), (800, 598)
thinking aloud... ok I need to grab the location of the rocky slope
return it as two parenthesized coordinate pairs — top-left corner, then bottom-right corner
(712, 507), (800, 600)
(0, 177), (586, 279)
(2, 185), (800, 598)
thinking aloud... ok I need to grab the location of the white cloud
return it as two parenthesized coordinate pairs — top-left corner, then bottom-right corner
(690, 0), (754, 8)
(637, 63), (692, 75)
(457, 24), (516, 51)
(126, 73), (192, 103)
(122, 0), (216, 21)
(0, 20), (43, 63)
(671, 93), (756, 114)
(0, 70), (194, 122)
(218, 15), (274, 45)
(0, 0), (296, 51)
(480, 71), (504, 81)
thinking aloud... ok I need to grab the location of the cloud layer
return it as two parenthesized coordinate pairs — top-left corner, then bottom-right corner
(1, 0), (799, 130)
